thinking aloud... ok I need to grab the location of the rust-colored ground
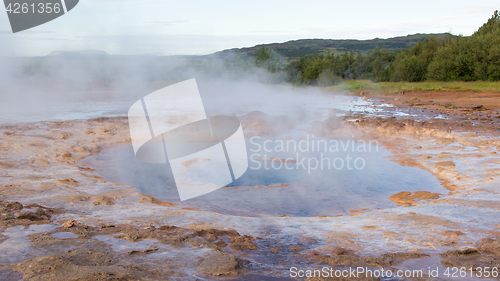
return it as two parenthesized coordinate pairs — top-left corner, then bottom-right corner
(374, 90), (500, 111)
(1, 93), (500, 280)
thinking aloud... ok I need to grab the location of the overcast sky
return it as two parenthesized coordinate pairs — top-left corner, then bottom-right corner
(0, 0), (498, 56)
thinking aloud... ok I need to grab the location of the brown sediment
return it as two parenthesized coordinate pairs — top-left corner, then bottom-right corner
(370, 90), (500, 112)
(9, 253), (179, 281)
(360, 225), (379, 230)
(439, 235), (500, 268)
(0, 200), (65, 228)
(441, 230), (464, 238)
(53, 178), (80, 187)
(91, 195), (115, 206)
(78, 166), (95, 172)
(55, 190), (125, 206)
(0, 204), (257, 279)
(197, 253), (244, 277)
(180, 158), (211, 168)
(306, 246), (430, 269)
(348, 208), (368, 216)
(138, 194), (177, 206)
(439, 179), (460, 191)
(383, 231), (402, 239)
(388, 191), (441, 206)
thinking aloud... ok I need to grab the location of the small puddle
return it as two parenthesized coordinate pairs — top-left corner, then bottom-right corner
(0, 269), (23, 281)
(82, 134), (448, 217)
(0, 224), (58, 267)
(93, 235), (162, 253)
(51, 232), (79, 239)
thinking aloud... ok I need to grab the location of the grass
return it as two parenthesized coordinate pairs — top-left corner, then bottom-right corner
(327, 80), (500, 95)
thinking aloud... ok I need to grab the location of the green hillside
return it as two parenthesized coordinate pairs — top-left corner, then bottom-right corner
(216, 33), (455, 60)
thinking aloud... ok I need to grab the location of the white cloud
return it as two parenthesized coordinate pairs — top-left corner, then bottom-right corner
(0, 0), (498, 56)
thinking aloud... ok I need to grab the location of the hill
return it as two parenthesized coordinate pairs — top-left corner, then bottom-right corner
(216, 33), (455, 60)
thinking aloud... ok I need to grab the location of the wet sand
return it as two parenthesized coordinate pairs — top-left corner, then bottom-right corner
(0, 94), (499, 280)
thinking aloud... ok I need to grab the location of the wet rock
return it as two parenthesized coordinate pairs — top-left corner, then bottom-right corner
(309, 248), (365, 267)
(9, 254), (165, 281)
(310, 249), (429, 269)
(440, 240), (500, 269)
(1, 200), (65, 227)
(269, 248), (280, 254)
(51, 130), (72, 140)
(67, 248), (115, 266)
(435, 161), (455, 168)
(58, 152), (72, 159)
(138, 194), (177, 206)
(78, 166), (95, 172)
(127, 247), (158, 255)
(99, 126), (117, 135)
(477, 237), (500, 255)
(91, 195), (114, 206)
(73, 146), (89, 153)
(53, 178), (80, 187)
(197, 253), (240, 276)
(0, 161), (16, 169)
(229, 235), (259, 251)
(1, 201), (23, 211)
(367, 252), (430, 267)
(16, 208), (51, 221)
(31, 159), (50, 167)
(62, 220), (76, 228)
(441, 230), (464, 238)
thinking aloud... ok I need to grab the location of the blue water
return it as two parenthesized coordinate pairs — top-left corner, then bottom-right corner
(82, 136), (447, 217)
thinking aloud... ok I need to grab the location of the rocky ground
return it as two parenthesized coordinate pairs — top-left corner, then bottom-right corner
(0, 92), (499, 280)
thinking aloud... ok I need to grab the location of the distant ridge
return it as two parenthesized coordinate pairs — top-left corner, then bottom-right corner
(216, 33), (455, 59)
(48, 50), (109, 56)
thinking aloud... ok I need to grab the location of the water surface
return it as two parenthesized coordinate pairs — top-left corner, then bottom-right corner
(82, 137), (447, 217)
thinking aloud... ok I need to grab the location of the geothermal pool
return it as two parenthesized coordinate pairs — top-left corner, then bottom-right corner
(75, 90), (451, 217)
(82, 134), (448, 217)
(2, 82), (500, 280)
